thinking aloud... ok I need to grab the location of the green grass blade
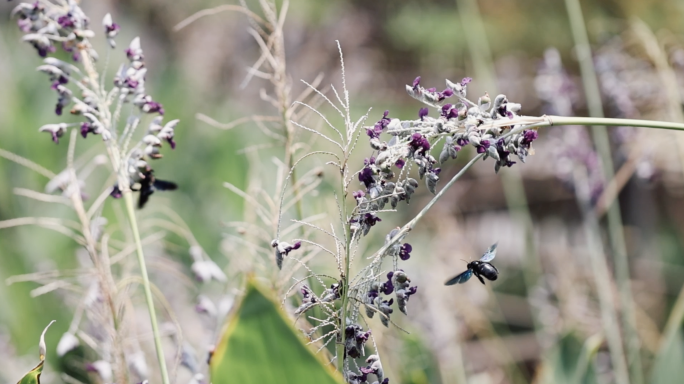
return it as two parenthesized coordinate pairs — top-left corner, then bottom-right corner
(210, 278), (344, 384)
(652, 329), (684, 384)
(17, 320), (55, 384)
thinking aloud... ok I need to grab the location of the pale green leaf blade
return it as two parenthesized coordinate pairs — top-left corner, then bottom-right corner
(17, 320), (55, 384)
(210, 279), (344, 384)
(652, 329), (684, 384)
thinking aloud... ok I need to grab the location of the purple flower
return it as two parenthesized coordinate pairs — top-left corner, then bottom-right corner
(418, 107), (428, 121)
(362, 213), (382, 228)
(461, 77), (472, 86)
(441, 104), (458, 119)
(380, 271), (394, 294)
(49, 76), (69, 90)
(17, 18), (31, 33)
(37, 44), (56, 58)
(412, 76), (421, 89)
(285, 241), (301, 253)
(359, 167), (375, 188)
(142, 101), (164, 115)
(57, 15), (75, 29)
(367, 110), (390, 138)
(367, 288), (378, 299)
(80, 122), (93, 138)
(39, 123), (67, 144)
(476, 140), (491, 154)
(521, 129), (538, 146)
(110, 185), (123, 199)
(360, 367), (374, 375)
(409, 132), (430, 154)
(399, 243), (412, 260)
(353, 190), (365, 200)
(395, 159), (405, 169)
(456, 137), (469, 146)
(496, 138), (516, 168)
(104, 13), (121, 40)
(124, 77), (139, 89)
(437, 88), (454, 101)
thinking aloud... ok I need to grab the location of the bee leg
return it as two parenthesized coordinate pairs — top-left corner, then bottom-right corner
(475, 273), (485, 285)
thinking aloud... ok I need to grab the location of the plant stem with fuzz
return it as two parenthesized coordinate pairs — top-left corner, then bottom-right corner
(124, 191), (170, 384)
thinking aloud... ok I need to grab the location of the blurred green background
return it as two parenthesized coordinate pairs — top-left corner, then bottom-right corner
(2, 0), (684, 383)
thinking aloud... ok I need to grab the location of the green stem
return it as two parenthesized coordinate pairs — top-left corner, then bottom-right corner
(574, 167), (631, 384)
(337, 172), (351, 376)
(377, 153), (484, 258)
(544, 116), (684, 131)
(123, 192), (170, 384)
(563, 0), (643, 381)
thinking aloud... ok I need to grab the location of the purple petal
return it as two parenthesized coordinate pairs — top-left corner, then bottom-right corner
(418, 107), (428, 121)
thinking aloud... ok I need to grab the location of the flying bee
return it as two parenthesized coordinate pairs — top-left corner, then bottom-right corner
(133, 170), (178, 208)
(445, 242), (499, 285)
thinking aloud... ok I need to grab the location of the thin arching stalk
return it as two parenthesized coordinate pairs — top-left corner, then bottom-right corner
(124, 191), (170, 384)
(82, 47), (172, 384)
(563, 1), (644, 381)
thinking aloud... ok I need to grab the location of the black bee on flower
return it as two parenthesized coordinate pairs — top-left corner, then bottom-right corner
(445, 242), (499, 285)
(134, 171), (177, 208)
(110, 170), (177, 209)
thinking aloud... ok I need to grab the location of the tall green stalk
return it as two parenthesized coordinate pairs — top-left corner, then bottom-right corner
(563, 1), (643, 382)
(336, 173), (351, 376)
(124, 192), (170, 384)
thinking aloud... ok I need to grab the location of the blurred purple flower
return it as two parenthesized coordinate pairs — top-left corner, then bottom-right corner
(409, 132), (430, 154)
(399, 243), (412, 260)
(476, 140), (490, 154)
(418, 107), (428, 121)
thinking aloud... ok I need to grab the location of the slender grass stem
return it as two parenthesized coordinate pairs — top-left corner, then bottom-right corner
(377, 153), (484, 259)
(574, 167), (630, 384)
(526, 115), (684, 131)
(336, 171), (350, 376)
(563, 0), (643, 381)
(123, 192), (170, 384)
(630, 19), (684, 360)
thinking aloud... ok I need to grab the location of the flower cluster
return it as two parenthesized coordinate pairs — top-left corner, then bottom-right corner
(12, 0), (97, 60)
(359, 76), (539, 198)
(344, 323), (372, 359)
(282, 47), (540, 383)
(13, 1), (180, 209)
(347, 355), (388, 384)
(115, 37), (165, 115)
(294, 283), (340, 315)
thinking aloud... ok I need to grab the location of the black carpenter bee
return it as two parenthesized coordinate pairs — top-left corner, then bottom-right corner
(133, 171), (178, 208)
(445, 242), (499, 285)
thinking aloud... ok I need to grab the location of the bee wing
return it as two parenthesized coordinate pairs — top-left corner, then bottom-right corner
(479, 242), (498, 262)
(153, 179), (178, 191)
(444, 269), (472, 285)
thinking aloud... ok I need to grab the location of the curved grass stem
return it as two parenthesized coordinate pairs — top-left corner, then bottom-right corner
(123, 191), (170, 384)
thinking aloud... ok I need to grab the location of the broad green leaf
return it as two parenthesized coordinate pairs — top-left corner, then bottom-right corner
(17, 320), (55, 384)
(210, 279), (344, 384)
(651, 329), (684, 384)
